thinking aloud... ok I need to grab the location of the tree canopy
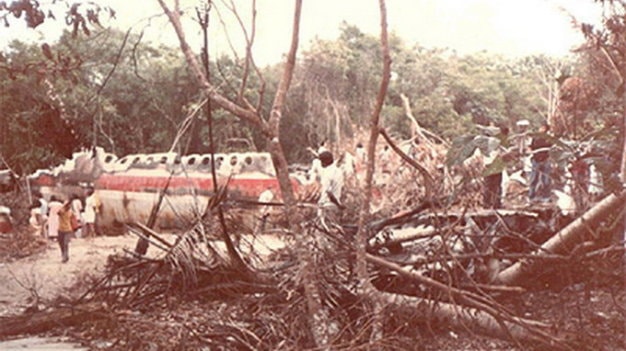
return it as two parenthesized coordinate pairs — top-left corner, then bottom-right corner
(0, 1), (623, 192)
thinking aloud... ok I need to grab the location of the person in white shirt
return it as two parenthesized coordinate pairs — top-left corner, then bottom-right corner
(47, 196), (64, 239)
(317, 151), (344, 222)
(29, 193), (48, 237)
(83, 188), (100, 238)
(70, 194), (84, 237)
(256, 186), (275, 234)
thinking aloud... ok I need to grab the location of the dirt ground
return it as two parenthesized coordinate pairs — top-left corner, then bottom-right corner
(0, 227), (624, 350)
(0, 233), (156, 316)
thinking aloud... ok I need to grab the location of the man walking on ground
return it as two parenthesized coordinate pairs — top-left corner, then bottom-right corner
(57, 200), (74, 263)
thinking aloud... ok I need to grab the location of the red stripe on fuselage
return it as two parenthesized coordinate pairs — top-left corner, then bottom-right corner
(95, 174), (299, 199)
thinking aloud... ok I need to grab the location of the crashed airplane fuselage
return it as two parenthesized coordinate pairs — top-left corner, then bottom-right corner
(29, 148), (305, 231)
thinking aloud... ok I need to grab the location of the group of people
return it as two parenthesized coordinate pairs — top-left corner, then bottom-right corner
(29, 188), (100, 263)
(474, 120), (553, 209)
(254, 121), (555, 232)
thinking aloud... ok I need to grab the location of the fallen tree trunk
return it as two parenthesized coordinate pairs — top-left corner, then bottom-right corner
(368, 225), (438, 250)
(378, 292), (569, 349)
(366, 253), (578, 348)
(0, 302), (106, 338)
(497, 191), (626, 286)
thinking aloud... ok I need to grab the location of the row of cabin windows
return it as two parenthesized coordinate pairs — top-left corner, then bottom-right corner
(112, 154), (266, 169)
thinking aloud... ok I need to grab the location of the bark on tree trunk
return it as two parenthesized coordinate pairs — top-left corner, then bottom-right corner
(378, 293), (561, 347)
(0, 303), (105, 338)
(619, 97), (626, 295)
(497, 191), (626, 286)
(621, 108), (626, 247)
(367, 254), (569, 348)
(354, 0), (391, 343)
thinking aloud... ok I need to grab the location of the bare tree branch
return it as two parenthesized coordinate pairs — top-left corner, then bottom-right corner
(157, 0), (262, 127)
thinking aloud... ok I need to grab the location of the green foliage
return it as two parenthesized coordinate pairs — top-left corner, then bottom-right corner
(1, 22), (571, 172)
(0, 28), (205, 173)
(0, 43), (78, 174)
(284, 25), (551, 162)
(557, 0), (626, 191)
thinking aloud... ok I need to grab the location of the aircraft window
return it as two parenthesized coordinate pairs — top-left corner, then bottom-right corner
(245, 156), (253, 165)
(132, 157), (141, 164)
(187, 157), (196, 165)
(230, 156), (238, 166)
(105, 155), (115, 163)
(202, 157), (211, 165)
(160, 156), (168, 164)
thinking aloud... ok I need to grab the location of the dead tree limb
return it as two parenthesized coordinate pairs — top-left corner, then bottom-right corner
(366, 254), (573, 349)
(134, 173), (173, 256)
(399, 93), (448, 146)
(379, 128), (435, 199)
(497, 191), (626, 286)
(368, 225), (437, 251)
(367, 199), (436, 233)
(131, 222), (174, 249)
(0, 302), (107, 338)
(378, 293), (570, 349)
(353, 0), (391, 344)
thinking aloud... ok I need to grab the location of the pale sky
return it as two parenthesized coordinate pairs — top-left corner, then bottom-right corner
(0, 0), (602, 65)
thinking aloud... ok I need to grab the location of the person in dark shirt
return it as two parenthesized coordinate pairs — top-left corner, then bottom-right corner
(528, 123), (552, 202)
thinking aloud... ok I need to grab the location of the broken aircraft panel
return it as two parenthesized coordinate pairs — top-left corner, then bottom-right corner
(28, 148), (308, 231)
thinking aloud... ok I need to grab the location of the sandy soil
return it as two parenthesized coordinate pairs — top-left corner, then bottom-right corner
(0, 336), (88, 350)
(0, 231), (284, 317)
(0, 234), (160, 316)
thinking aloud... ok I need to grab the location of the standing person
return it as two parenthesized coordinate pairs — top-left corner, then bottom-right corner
(528, 122), (553, 203)
(47, 196), (63, 240)
(256, 185), (274, 234)
(29, 203), (42, 235)
(29, 192), (48, 237)
(57, 201), (74, 263)
(317, 151), (344, 223)
(70, 194), (83, 238)
(83, 188), (100, 238)
(514, 120), (532, 177)
(482, 126), (510, 209)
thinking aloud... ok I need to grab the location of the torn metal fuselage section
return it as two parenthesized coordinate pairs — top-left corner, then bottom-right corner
(28, 148), (307, 232)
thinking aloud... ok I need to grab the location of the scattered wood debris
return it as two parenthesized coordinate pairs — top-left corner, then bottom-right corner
(0, 143), (624, 350)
